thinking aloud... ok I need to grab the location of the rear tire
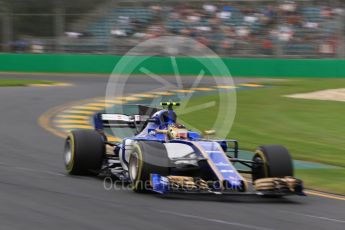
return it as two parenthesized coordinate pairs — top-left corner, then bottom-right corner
(252, 145), (293, 182)
(128, 141), (170, 193)
(64, 130), (105, 175)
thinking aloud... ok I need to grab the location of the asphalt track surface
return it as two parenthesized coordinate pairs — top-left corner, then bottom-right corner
(0, 73), (344, 230)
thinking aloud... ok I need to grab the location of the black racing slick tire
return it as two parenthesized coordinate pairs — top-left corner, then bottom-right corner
(128, 141), (171, 193)
(252, 145), (293, 182)
(64, 130), (105, 175)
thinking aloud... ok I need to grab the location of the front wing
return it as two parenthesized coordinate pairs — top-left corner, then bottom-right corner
(150, 174), (305, 197)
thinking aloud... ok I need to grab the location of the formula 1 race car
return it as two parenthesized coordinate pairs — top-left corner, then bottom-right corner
(63, 102), (304, 197)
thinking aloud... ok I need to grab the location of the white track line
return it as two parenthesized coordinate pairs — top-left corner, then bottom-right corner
(153, 209), (273, 230)
(280, 210), (345, 224)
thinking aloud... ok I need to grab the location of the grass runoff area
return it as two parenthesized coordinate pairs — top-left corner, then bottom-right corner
(178, 79), (345, 194)
(0, 79), (56, 87)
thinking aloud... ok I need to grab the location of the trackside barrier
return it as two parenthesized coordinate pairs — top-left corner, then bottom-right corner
(0, 53), (344, 78)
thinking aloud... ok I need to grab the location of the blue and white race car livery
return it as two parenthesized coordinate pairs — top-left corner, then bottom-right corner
(63, 102), (304, 197)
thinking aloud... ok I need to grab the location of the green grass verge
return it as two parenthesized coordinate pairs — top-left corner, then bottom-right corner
(178, 78), (345, 194)
(0, 79), (56, 87)
(296, 168), (345, 194)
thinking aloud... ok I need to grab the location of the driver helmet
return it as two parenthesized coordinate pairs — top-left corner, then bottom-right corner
(168, 125), (188, 139)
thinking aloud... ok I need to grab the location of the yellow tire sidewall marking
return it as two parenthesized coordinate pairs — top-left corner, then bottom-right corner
(131, 143), (144, 191)
(254, 149), (269, 178)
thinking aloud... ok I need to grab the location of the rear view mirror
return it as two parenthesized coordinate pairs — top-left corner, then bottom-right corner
(204, 130), (216, 136)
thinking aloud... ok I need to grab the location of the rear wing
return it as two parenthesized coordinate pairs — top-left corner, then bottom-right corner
(93, 105), (159, 130)
(93, 113), (152, 129)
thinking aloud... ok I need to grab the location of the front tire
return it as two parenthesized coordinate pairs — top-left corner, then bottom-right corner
(252, 145), (293, 182)
(64, 130), (105, 175)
